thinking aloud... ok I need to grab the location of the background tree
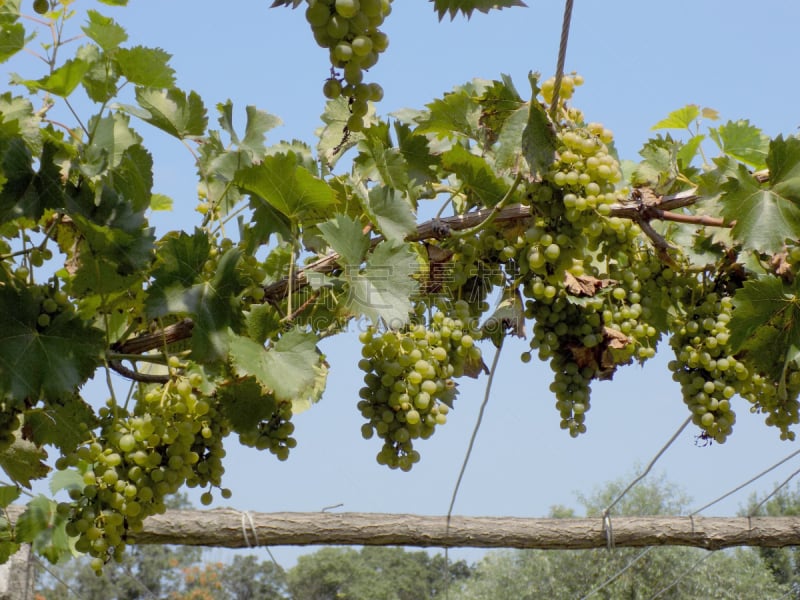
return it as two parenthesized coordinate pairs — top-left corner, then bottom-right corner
(286, 546), (472, 600)
(455, 475), (790, 599)
(745, 482), (800, 597)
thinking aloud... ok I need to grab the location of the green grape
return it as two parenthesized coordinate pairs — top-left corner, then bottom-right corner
(357, 306), (482, 469)
(303, 0), (393, 132)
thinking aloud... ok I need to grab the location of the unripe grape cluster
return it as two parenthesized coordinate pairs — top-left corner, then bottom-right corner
(305, 0), (392, 132)
(237, 398), (297, 461)
(357, 302), (482, 470)
(668, 290), (741, 443)
(60, 373), (229, 573)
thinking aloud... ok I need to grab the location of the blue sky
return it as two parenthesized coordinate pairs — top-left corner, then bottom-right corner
(8, 0), (800, 569)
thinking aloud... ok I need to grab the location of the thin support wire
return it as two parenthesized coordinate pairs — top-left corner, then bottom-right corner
(549, 0), (575, 120)
(580, 547), (654, 600)
(443, 341), (504, 600)
(583, 417), (691, 599)
(648, 551), (714, 599)
(690, 447), (800, 516)
(749, 464), (800, 517)
(604, 416), (692, 516)
(32, 555), (88, 600)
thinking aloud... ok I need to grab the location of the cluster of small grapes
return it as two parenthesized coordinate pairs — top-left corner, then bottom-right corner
(441, 232), (507, 315)
(60, 373), (229, 573)
(357, 302), (482, 470)
(667, 290), (742, 443)
(237, 399), (296, 461)
(523, 293), (598, 437)
(305, 0), (392, 132)
(741, 369), (800, 441)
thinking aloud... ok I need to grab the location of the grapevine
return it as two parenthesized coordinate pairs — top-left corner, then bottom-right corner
(1, 0), (800, 571)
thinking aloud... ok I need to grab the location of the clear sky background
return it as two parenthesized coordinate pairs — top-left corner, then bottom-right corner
(7, 0), (800, 569)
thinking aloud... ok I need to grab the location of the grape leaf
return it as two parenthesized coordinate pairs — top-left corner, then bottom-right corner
(135, 87), (207, 139)
(729, 277), (800, 382)
(366, 186), (417, 242)
(393, 121), (439, 192)
(355, 124), (410, 190)
(150, 193), (173, 210)
(15, 495), (71, 564)
(416, 85), (481, 140)
(244, 303), (282, 345)
(316, 97), (365, 166)
(291, 361), (328, 414)
(0, 286), (104, 401)
(235, 152), (337, 222)
(0, 435), (48, 488)
(146, 237), (242, 361)
(25, 395), (98, 453)
(218, 376), (278, 434)
(521, 74), (556, 177)
(441, 144), (507, 206)
(83, 112), (143, 173)
(344, 239), (418, 327)
(229, 329), (322, 402)
(720, 138), (800, 253)
(82, 10), (128, 52)
(709, 120), (769, 169)
(495, 104), (529, 171)
(49, 470), (83, 495)
(116, 46), (175, 88)
(0, 485), (19, 508)
(0, 140), (65, 224)
(18, 58), (91, 97)
(651, 104), (700, 131)
(318, 213), (370, 267)
(0, 22), (23, 63)
(431, 0), (527, 20)
(217, 101), (281, 161)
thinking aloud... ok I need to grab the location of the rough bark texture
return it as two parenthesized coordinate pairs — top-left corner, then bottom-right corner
(53, 509), (800, 550)
(7, 506), (800, 551)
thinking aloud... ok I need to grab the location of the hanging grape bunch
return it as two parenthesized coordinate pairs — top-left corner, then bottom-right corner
(305, 0), (392, 131)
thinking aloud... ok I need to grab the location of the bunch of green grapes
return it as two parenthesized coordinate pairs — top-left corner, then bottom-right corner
(357, 302), (482, 470)
(667, 289), (743, 443)
(61, 373), (229, 573)
(237, 398), (296, 461)
(523, 293), (596, 437)
(305, 0), (392, 131)
(441, 231), (507, 315)
(740, 368), (800, 441)
(0, 404), (21, 453)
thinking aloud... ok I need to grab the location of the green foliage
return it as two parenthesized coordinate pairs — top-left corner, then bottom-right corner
(1, 0), (800, 573)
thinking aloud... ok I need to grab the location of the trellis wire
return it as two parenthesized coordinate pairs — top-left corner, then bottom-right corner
(691, 447), (800, 516)
(548, 0), (575, 120)
(443, 341), (504, 599)
(647, 551), (714, 599)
